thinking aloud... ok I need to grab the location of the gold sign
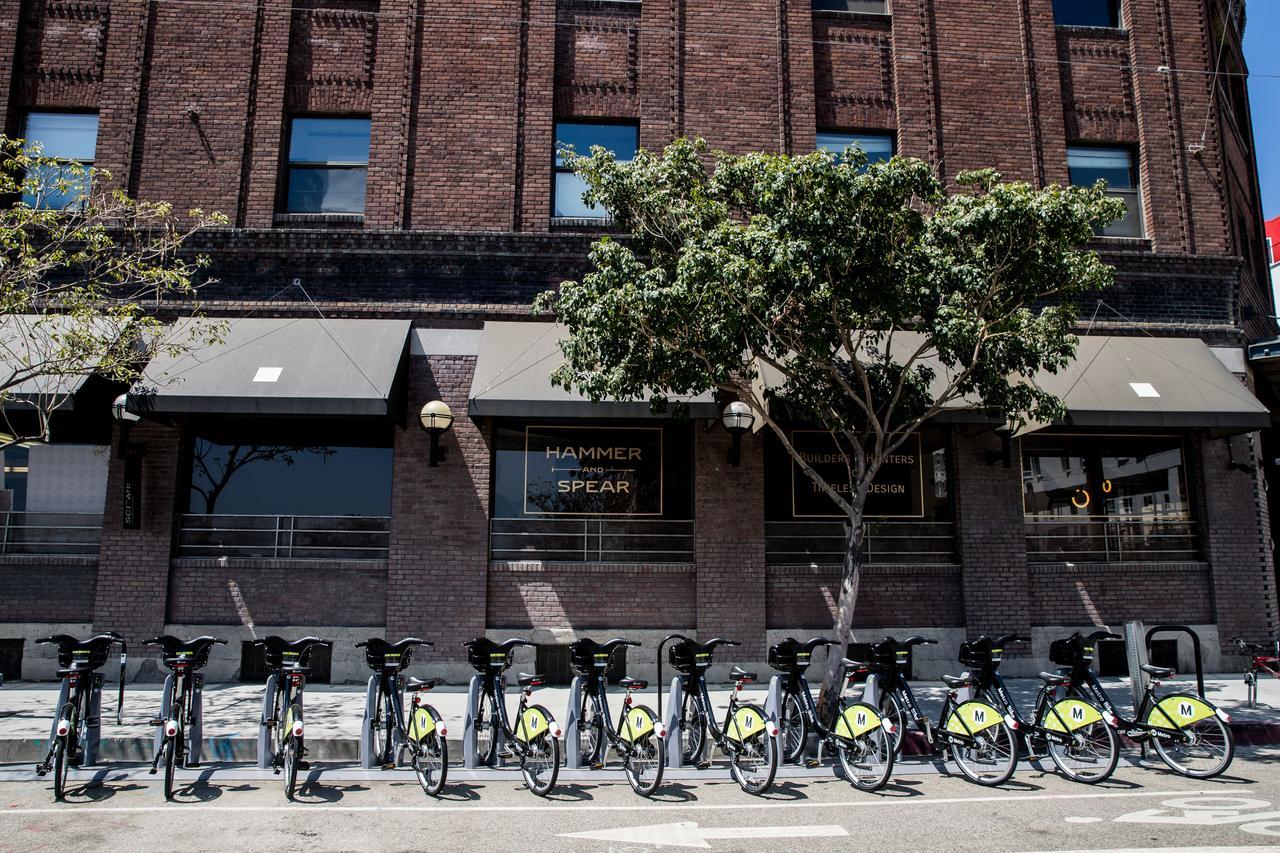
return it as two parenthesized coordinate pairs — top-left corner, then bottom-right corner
(523, 426), (664, 516)
(790, 431), (924, 518)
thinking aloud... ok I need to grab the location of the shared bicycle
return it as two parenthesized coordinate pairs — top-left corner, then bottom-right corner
(1234, 636), (1280, 708)
(34, 632), (127, 800)
(253, 635), (332, 799)
(146, 635), (226, 800)
(768, 636), (895, 791)
(357, 637), (449, 796)
(464, 637), (561, 796)
(570, 637), (667, 796)
(660, 635), (779, 795)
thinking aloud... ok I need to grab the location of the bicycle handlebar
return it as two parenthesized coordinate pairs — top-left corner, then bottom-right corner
(901, 636), (938, 647)
(993, 634), (1030, 646)
(705, 637), (740, 648)
(602, 638), (642, 648)
(1085, 630), (1121, 641)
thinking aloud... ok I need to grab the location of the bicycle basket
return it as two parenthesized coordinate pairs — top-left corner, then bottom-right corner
(466, 642), (509, 673)
(668, 640), (711, 674)
(57, 644), (109, 671)
(958, 639), (998, 668)
(1050, 636), (1091, 667)
(871, 639), (905, 669)
(568, 641), (610, 676)
(768, 639), (799, 672)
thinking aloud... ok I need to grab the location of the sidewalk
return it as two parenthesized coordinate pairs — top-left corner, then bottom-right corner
(0, 674), (1274, 766)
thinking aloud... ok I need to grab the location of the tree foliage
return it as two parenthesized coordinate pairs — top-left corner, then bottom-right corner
(538, 138), (1124, 713)
(0, 135), (225, 447)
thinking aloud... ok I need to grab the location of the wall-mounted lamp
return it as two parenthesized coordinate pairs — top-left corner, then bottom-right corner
(419, 400), (455, 467)
(112, 394), (144, 529)
(721, 401), (755, 467)
(111, 393), (143, 459)
(984, 422), (1013, 468)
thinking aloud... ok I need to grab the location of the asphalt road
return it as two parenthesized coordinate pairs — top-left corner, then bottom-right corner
(1, 752), (1278, 852)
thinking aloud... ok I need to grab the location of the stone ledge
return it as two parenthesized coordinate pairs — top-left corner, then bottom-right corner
(767, 563), (960, 577)
(171, 558), (387, 571)
(1028, 561), (1210, 576)
(490, 560), (694, 575)
(0, 555), (98, 567)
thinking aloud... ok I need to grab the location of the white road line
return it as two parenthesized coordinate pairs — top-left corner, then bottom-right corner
(0, 788), (1213, 816)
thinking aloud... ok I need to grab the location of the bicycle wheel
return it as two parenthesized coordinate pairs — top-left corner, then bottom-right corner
(411, 705), (448, 797)
(836, 704), (894, 792)
(879, 690), (907, 757)
(728, 703), (778, 795)
(520, 728), (560, 797)
(51, 737), (67, 802)
(620, 705), (665, 797)
(1045, 711), (1119, 784)
(476, 691), (499, 767)
(1152, 714), (1235, 779)
(946, 714), (1016, 786)
(679, 690), (706, 765)
(578, 690), (602, 765)
(284, 735), (300, 799)
(162, 736), (177, 801)
(781, 691), (808, 763)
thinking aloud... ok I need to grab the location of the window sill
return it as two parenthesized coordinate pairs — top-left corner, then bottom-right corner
(1090, 235), (1152, 252)
(550, 215), (618, 231)
(1055, 24), (1128, 36)
(558, 0), (641, 10)
(811, 10), (891, 22)
(274, 212), (365, 227)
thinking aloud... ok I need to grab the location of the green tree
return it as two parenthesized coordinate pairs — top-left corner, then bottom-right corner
(0, 136), (225, 449)
(538, 138), (1124, 718)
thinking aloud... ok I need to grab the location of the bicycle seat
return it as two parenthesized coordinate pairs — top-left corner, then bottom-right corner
(407, 677), (435, 691)
(1140, 663), (1174, 678)
(619, 677), (648, 690)
(942, 674), (972, 688)
(1038, 671), (1071, 686)
(517, 673), (544, 688)
(730, 666), (757, 684)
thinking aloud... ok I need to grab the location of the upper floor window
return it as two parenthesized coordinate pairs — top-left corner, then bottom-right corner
(1053, 0), (1120, 28)
(284, 117), (370, 214)
(1067, 145), (1144, 238)
(553, 121), (638, 219)
(817, 131), (895, 166)
(812, 0), (888, 12)
(21, 112), (98, 210)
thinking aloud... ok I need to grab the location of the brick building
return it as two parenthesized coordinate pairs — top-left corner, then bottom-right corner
(0, 0), (1277, 683)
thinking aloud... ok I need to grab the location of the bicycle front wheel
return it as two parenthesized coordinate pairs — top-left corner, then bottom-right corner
(947, 719), (1017, 786)
(1046, 717), (1119, 784)
(578, 690), (602, 766)
(520, 734), (560, 797)
(51, 737), (68, 801)
(476, 691), (499, 767)
(620, 704), (665, 797)
(1153, 714), (1235, 779)
(836, 704), (894, 792)
(781, 691), (808, 763)
(162, 736), (177, 800)
(679, 691), (706, 765)
(412, 705), (448, 796)
(728, 703), (778, 795)
(284, 735), (300, 799)
(879, 690), (907, 757)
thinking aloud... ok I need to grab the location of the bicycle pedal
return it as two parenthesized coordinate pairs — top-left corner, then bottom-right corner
(148, 718), (164, 727)
(272, 768), (281, 776)
(33, 766), (46, 777)
(804, 759), (821, 769)
(590, 762), (604, 770)
(298, 761), (310, 770)
(381, 762), (396, 770)
(696, 760), (711, 770)
(148, 767), (158, 775)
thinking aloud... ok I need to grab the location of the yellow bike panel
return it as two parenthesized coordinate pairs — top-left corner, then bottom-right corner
(617, 707), (655, 742)
(944, 701), (1003, 736)
(725, 706), (766, 743)
(285, 705), (300, 733)
(517, 707), (552, 742)
(1042, 699), (1104, 733)
(409, 706), (436, 740)
(1148, 695), (1217, 730)
(833, 703), (882, 739)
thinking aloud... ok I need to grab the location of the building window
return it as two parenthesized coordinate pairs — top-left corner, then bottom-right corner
(284, 117), (370, 214)
(1053, 0), (1120, 28)
(553, 122), (638, 219)
(812, 0), (889, 12)
(21, 112), (98, 210)
(1068, 145), (1144, 238)
(1021, 434), (1197, 562)
(816, 131), (895, 166)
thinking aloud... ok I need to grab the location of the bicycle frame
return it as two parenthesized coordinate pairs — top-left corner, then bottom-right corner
(485, 671), (543, 755)
(1070, 668), (1188, 743)
(374, 668), (413, 763)
(582, 675), (651, 759)
(981, 669), (1093, 748)
(881, 670), (992, 750)
(684, 670), (756, 755)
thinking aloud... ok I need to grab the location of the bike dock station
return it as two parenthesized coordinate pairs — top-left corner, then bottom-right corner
(48, 674), (105, 769)
(152, 673), (204, 767)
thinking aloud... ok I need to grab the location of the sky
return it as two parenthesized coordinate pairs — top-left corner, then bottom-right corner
(1245, 0), (1280, 220)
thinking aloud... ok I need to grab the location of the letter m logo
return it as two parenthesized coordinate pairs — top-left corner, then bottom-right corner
(1178, 702), (1194, 718)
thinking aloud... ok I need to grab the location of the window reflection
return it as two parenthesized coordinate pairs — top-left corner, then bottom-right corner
(1021, 435), (1188, 520)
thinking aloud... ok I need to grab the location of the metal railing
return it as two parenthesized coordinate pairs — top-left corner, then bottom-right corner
(177, 514), (390, 560)
(765, 520), (956, 565)
(1024, 517), (1199, 563)
(0, 512), (102, 557)
(489, 518), (695, 563)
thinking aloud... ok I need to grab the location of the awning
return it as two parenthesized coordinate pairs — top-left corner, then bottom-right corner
(0, 314), (118, 410)
(468, 321), (720, 419)
(1025, 336), (1268, 431)
(130, 318), (411, 417)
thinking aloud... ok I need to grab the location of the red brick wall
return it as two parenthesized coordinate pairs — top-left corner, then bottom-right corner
(0, 557), (97, 622)
(767, 564), (964, 629)
(1028, 562), (1213, 626)
(487, 561), (694, 628)
(167, 559), (386, 627)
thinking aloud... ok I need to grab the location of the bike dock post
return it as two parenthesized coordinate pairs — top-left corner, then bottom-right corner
(258, 673), (278, 769)
(188, 674), (205, 766)
(763, 675), (787, 765)
(662, 676), (685, 769)
(565, 675), (585, 769)
(152, 674), (173, 758)
(1144, 625), (1205, 698)
(47, 678), (70, 747)
(82, 673), (104, 767)
(1124, 620), (1151, 757)
(358, 674), (379, 769)
(462, 673), (483, 769)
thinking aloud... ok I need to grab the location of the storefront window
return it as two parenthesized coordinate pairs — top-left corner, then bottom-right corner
(1021, 434), (1196, 561)
(0, 444), (109, 513)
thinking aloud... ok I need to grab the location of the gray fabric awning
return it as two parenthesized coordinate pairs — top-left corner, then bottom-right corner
(0, 314), (119, 410)
(130, 318), (411, 417)
(1026, 335), (1269, 431)
(468, 321), (720, 419)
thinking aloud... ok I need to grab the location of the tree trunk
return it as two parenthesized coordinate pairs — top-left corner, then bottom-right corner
(815, 514), (865, 726)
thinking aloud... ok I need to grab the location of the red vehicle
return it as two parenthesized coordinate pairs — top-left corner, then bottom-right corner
(1235, 637), (1280, 707)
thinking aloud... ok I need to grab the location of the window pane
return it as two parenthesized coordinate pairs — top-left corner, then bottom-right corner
(1100, 440), (1187, 518)
(812, 0), (888, 12)
(1053, 0), (1120, 27)
(288, 117), (371, 164)
(554, 122), (637, 166)
(188, 440), (392, 516)
(286, 167), (367, 213)
(1022, 446), (1091, 518)
(21, 162), (92, 210)
(23, 112), (98, 161)
(1103, 188), (1144, 237)
(1021, 436), (1187, 519)
(817, 132), (895, 164)
(554, 172), (604, 218)
(1068, 146), (1134, 188)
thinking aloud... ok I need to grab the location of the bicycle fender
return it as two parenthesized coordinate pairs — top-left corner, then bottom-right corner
(617, 705), (657, 742)
(1042, 698), (1104, 733)
(516, 704), (559, 742)
(409, 705), (437, 740)
(724, 704), (768, 744)
(833, 702), (883, 740)
(945, 700), (1004, 736)
(1146, 692), (1220, 730)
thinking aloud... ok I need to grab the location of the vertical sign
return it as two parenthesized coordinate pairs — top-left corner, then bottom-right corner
(122, 455), (142, 530)
(790, 431), (923, 518)
(523, 426), (664, 516)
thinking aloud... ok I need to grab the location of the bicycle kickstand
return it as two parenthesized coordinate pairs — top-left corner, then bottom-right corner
(34, 744), (55, 776)
(148, 741), (166, 775)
